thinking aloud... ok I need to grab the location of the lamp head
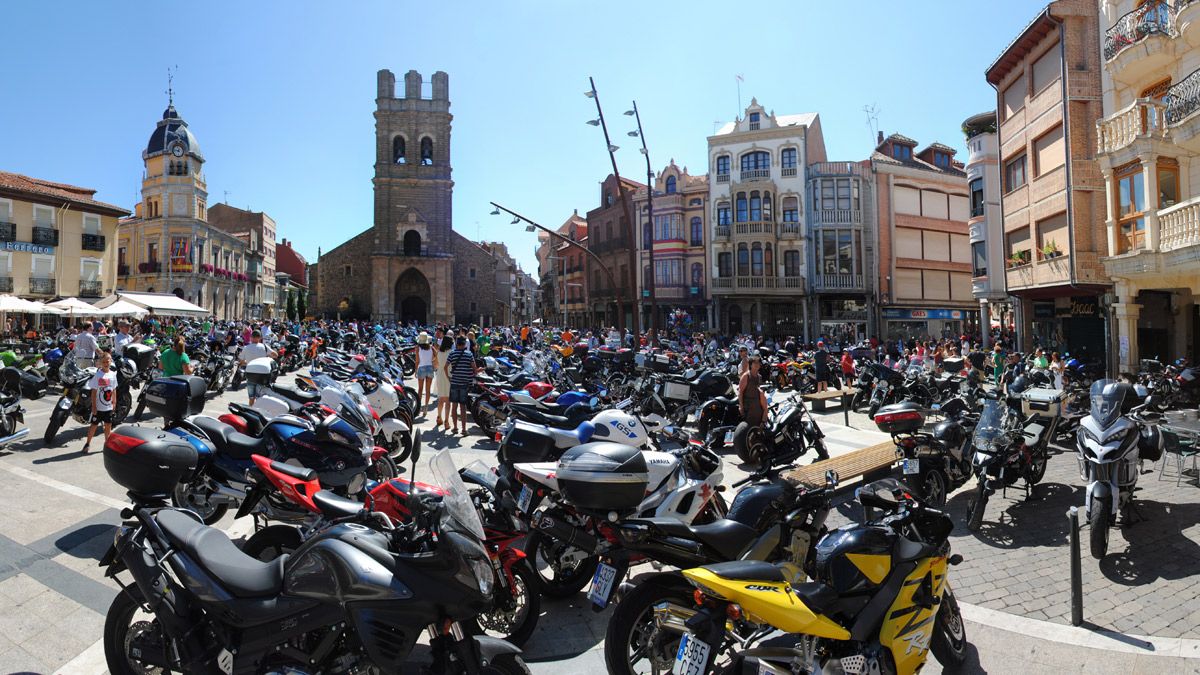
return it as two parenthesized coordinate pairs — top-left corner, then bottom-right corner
(624, 109), (635, 116)
(627, 130), (639, 137)
(608, 145), (619, 153)
(586, 119), (600, 126)
(510, 217), (521, 225)
(489, 207), (500, 216)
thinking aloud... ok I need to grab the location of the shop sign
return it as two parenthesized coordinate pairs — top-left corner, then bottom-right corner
(0, 241), (53, 254)
(1033, 302), (1056, 319)
(1056, 296), (1098, 317)
(881, 308), (965, 320)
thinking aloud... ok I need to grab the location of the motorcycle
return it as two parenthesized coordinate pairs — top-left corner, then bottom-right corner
(43, 358), (134, 446)
(99, 433), (529, 675)
(731, 394), (830, 468)
(873, 398), (974, 509)
(674, 478), (967, 675)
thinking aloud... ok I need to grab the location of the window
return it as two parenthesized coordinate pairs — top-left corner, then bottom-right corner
(642, 265), (652, 289)
(971, 241), (987, 278)
(782, 196), (799, 222)
(1159, 160), (1180, 207)
(764, 243), (773, 274)
(1007, 227), (1031, 264)
(147, 242), (159, 264)
(717, 203), (731, 226)
(1032, 44), (1061, 94)
(749, 192), (762, 221)
(818, 230), (860, 276)
(654, 214), (683, 241)
(737, 244), (749, 276)
(1115, 163), (1146, 252)
(1033, 125), (1064, 176)
(934, 152), (950, 168)
(420, 137), (433, 165)
(33, 205), (54, 227)
(469, 267), (477, 279)
(735, 193), (748, 222)
(0, 199), (10, 224)
(691, 262), (702, 286)
(393, 136), (406, 164)
(82, 214), (101, 235)
(118, 247), (127, 269)
(643, 222), (652, 248)
(740, 151), (770, 173)
(1002, 74), (1026, 119)
(837, 180), (851, 210)
(750, 243), (764, 276)
(969, 178), (984, 217)
(81, 258), (101, 282)
(715, 155), (730, 176)
(784, 250), (801, 276)
(690, 217), (703, 246)
(470, 301), (477, 312)
(689, 198), (702, 206)
(892, 145), (912, 161)
(32, 254), (53, 279)
(1004, 154), (1027, 192)
(781, 147), (797, 169)
(665, 175), (677, 194)
(763, 192), (772, 220)
(718, 252), (732, 277)
(749, 112), (760, 130)
(820, 179), (835, 209)
(654, 259), (682, 286)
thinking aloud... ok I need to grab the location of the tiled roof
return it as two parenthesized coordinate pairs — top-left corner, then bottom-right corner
(871, 151), (967, 178)
(886, 133), (917, 146)
(925, 142), (958, 154)
(0, 170), (129, 216)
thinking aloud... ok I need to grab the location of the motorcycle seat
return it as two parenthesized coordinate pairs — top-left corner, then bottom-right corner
(711, 396), (736, 405)
(271, 383), (320, 404)
(191, 416), (266, 460)
(311, 490), (363, 519)
(548, 421), (595, 447)
(702, 559), (787, 583)
(156, 509), (285, 598)
(790, 581), (839, 615)
(642, 518), (759, 560)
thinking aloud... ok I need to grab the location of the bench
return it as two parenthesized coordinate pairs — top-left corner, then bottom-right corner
(786, 440), (897, 487)
(801, 387), (859, 412)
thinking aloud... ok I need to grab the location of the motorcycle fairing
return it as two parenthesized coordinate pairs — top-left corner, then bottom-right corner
(878, 557), (948, 675)
(681, 566), (851, 640)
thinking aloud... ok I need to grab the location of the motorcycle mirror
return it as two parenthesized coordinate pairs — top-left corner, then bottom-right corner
(589, 396), (599, 407)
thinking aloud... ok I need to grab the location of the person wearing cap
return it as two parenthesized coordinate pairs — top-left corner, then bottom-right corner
(239, 329), (278, 405)
(415, 331), (436, 412)
(814, 340), (831, 393)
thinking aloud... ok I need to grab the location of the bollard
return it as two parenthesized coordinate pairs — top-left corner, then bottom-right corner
(1068, 506), (1083, 626)
(842, 390), (850, 427)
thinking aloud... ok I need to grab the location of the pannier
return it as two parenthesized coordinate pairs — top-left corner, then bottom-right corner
(103, 425), (199, 496)
(873, 402), (925, 435)
(145, 375), (207, 422)
(556, 442), (648, 517)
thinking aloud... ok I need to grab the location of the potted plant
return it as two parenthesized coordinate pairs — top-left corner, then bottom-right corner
(1042, 240), (1061, 259)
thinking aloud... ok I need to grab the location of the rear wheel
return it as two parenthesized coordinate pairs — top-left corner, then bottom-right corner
(368, 455), (398, 482)
(171, 479), (229, 525)
(917, 468), (948, 509)
(104, 585), (172, 675)
(523, 529), (597, 598)
(605, 577), (694, 675)
(1090, 495), (1111, 559)
(966, 481), (987, 532)
(931, 588), (968, 670)
(732, 422), (769, 466)
(1025, 448), (1048, 485)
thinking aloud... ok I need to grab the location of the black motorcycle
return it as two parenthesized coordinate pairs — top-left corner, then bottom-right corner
(731, 395), (830, 467)
(44, 359), (133, 445)
(874, 398), (974, 509)
(965, 391), (1056, 532)
(100, 432), (528, 675)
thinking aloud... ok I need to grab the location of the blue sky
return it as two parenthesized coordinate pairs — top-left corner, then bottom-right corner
(2, 1), (1049, 273)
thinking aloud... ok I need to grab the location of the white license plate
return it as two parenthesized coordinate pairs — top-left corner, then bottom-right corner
(673, 633), (711, 675)
(903, 458), (920, 475)
(723, 431), (734, 446)
(517, 485), (533, 512)
(587, 562), (618, 608)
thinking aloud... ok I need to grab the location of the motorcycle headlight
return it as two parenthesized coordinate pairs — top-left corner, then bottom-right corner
(468, 555), (493, 596)
(347, 473), (366, 495)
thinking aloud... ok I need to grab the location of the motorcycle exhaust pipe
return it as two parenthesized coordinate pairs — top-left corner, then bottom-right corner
(0, 428), (29, 447)
(534, 513), (599, 554)
(653, 601), (699, 633)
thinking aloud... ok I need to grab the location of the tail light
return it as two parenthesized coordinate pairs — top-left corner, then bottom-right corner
(494, 432), (502, 442)
(873, 410), (922, 426)
(106, 433), (146, 455)
(499, 393), (510, 402)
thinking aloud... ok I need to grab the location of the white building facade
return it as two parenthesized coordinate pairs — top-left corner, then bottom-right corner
(963, 111), (1008, 348)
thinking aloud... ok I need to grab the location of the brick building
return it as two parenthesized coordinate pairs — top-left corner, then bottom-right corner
(207, 203), (277, 319)
(314, 69), (495, 325)
(986, 0), (1109, 363)
(586, 175), (641, 331)
(631, 162), (708, 332)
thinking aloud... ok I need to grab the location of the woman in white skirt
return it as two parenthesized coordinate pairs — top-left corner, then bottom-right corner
(434, 332), (453, 427)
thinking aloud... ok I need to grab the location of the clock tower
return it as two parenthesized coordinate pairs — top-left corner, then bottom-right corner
(141, 101), (207, 223)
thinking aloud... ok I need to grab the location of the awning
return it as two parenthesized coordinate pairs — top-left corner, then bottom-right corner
(95, 292), (209, 317)
(0, 295), (63, 314)
(48, 297), (102, 315)
(96, 299), (148, 317)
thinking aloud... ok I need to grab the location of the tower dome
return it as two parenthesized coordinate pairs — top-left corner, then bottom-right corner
(144, 104), (202, 160)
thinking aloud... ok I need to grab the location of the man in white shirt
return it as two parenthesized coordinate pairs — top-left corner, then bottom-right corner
(73, 323), (99, 369)
(112, 321), (134, 358)
(239, 330), (278, 405)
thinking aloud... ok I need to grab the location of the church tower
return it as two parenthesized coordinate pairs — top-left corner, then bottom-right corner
(369, 69), (455, 323)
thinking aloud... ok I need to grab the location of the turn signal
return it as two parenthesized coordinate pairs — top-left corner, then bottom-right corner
(694, 589), (706, 606)
(726, 604), (741, 620)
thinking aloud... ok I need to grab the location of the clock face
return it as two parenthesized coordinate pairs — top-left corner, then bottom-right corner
(171, 144), (184, 157)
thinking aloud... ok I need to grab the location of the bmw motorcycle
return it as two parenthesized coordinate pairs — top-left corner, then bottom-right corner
(43, 358), (134, 446)
(100, 433), (528, 675)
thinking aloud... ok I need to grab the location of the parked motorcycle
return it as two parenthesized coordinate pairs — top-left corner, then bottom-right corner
(43, 359), (133, 446)
(873, 399), (973, 509)
(731, 394), (830, 467)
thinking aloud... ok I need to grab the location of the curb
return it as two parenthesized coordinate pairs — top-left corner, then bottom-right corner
(961, 601), (1200, 659)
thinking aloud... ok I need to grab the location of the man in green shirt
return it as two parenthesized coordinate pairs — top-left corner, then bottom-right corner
(201, 317), (212, 335)
(161, 338), (192, 377)
(477, 331), (491, 356)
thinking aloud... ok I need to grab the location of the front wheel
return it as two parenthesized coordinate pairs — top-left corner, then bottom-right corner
(523, 529), (598, 599)
(1090, 495), (1111, 559)
(104, 585), (172, 675)
(917, 468), (948, 509)
(133, 392), (147, 422)
(43, 406), (66, 446)
(112, 389), (132, 426)
(367, 455), (399, 483)
(479, 653), (532, 675)
(604, 576), (695, 675)
(471, 561), (541, 647)
(1025, 448), (1048, 485)
(931, 587), (968, 670)
(966, 481), (987, 532)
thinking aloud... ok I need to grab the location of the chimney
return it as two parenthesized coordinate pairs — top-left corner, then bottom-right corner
(876, 130), (884, 146)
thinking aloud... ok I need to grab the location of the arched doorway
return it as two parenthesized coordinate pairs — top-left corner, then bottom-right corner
(172, 287), (184, 299)
(403, 230), (422, 256)
(395, 268), (431, 325)
(727, 304), (743, 335)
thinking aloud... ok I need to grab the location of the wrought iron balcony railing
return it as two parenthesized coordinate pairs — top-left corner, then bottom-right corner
(1166, 67), (1200, 125)
(28, 277), (55, 295)
(82, 233), (106, 251)
(0, 277), (12, 293)
(1103, 0), (1173, 61)
(0, 223), (14, 242)
(32, 227), (58, 246)
(79, 280), (102, 297)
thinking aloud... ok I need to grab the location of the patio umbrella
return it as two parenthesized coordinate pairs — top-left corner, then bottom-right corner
(97, 299), (147, 317)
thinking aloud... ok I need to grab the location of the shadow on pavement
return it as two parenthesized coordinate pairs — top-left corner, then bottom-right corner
(54, 523), (117, 560)
(1098, 499), (1200, 586)
(946, 482), (1081, 550)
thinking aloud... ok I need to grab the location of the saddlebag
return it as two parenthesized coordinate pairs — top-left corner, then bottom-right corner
(103, 426), (198, 496)
(145, 375), (207, 422)
(556, 442), (648, 517)
(500, 422), (557, 464)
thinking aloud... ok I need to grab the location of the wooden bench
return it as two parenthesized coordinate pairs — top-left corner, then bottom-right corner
(801, 387), (859, 412)
(786, 440), (897, 487)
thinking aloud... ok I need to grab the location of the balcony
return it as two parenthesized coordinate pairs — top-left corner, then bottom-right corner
(1160, 197), (1200, 252)
(81, 233), (106, 251)
(117, 264), (129, 276)
(28, 277), (55, 296)
(1006, 253), (1071, 291)
(812, 273), (864, 291)
(0, 277), (11, 293)
(733, 221), (773, 236)
(1096, 99), (1169, 161)
(714, 225), (730, 240)
(1166, 68), (1200, 152)
(739, 169), (770, 182)
(138, 262), (161, 274)
(0, 223), (14, 242)
(715, 173), (730, 183)
(812, 208), (863, 227)
(711, 276), (804, 294)
(808, 162), (865, 178)
(1104, 1), (1177, 84)
(32, 227), (58, 246)
(779, 222), (801, 237)
(79, 280), (102, 297)
(781, 166), (798, 177)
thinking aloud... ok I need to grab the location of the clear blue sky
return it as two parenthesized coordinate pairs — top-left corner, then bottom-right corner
(2, 1), (1049, 274)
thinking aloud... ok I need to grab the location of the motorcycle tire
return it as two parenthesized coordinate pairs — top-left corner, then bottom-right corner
(112, 389), (132, 426)
(1090, 496), (1111, 559)
(43, 407), (65, 446)
(368, 455), (399, 483)
(604, 575), (695, 675)
(732, 422), (769, 467)
(472, 400), (499, 437)
(867, 397), (882, 418)
(240, 524), (304, 561)
(133, 394), (147, 423)
(392, 431), (414, 465)
(479, 654), (532, 675)
(1026, 448), (1048, 485)
(104, 585), (170, 675)
(404, 386), (420, 411)
(931, 588), (969, 669)
(916, 469), (948, 510)
(171, 480), (229, 526)
(966, 482), (987, 533)
(523, 529), (598, 599)
(469, 560), (541, 648)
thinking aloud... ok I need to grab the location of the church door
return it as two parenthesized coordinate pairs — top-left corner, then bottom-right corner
(395, 268), (432, 325)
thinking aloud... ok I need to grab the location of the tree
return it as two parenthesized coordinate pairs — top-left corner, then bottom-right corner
(297, 291), (307, 320)
(285, 288), (297, 321)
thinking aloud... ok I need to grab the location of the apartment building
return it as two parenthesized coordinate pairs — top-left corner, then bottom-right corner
(986, 0), (1109, 364)
(963, 112), (1009, 348)
(631, 161), (708, 332)
(708, 99), (825, 336)
(805, 160), (876, 344)
(536, 211), (586, 324)
(586, 175), (642, 330)
(207, 203), (278, 319)
(557, 219), (587, 327)
(1097, 0), (1200, 370)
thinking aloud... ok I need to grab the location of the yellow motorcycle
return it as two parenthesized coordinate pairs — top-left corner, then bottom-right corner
(671, 478), (968, 675)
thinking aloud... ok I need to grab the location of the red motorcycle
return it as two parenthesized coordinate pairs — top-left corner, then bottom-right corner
(237, 438), (541, 646)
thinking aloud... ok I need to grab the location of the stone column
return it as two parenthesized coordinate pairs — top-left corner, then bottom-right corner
(1140, 153), (1160, 251)
(1112, 300), (1141, 373)
(980, 301), (991, 349)
(1102, 168), (1117, 257)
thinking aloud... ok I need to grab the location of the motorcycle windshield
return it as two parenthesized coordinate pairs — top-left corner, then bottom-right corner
(972, 399), (1005, 450)
(1089, 379), (1124, 429)
(429, 449), (485, 541)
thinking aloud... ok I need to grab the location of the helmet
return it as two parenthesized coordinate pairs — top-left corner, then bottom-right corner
(1008, 375), (1030, 396)
(696, 371), (731, 398)
(1139, 425), (1164, 463)
(589, 409), (650, 448)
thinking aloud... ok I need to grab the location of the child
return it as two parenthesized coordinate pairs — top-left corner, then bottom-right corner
(83, 350), (118, 452)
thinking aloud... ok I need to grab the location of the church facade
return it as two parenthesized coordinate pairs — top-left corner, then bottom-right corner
(314, 69), (496, 325)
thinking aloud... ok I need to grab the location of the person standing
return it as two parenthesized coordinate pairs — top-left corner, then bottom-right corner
(160, 337), (193, 378)
(840, 349), (855, 388)
(73, 322), (99, 369)
(434, 333), (453, 427)
(82, 350), (117, 452)
(444, 336), (478, 435)
(414, 332), (436, 412)
(1050, 351), (1065, 390)
(813, 341), (831, 393)
(739, 355), (768, 430)
(239, 330), (277, 406)
(992, 344), (1004, 386)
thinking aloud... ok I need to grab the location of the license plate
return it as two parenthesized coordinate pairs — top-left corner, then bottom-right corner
(903, 458), (920, 475)
(723, 431), (734, 445)
(673, 633), (711, 675)
(587, 562), (618, 608)
(517, 485), (533, 513)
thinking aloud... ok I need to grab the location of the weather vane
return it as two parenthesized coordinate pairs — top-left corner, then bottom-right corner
(166, 65), (178, 105)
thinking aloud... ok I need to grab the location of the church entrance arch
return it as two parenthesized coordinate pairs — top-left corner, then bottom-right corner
(395, 268), (431, 325)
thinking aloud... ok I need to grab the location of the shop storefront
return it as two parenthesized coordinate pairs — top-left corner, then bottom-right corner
(881, 307), (977, 342)
(817, 298), (869, 345)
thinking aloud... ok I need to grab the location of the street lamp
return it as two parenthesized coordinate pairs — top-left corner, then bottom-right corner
(490, 201), (625, 333)
(585, 76), (640, 335)
(627, 100), (659, 342)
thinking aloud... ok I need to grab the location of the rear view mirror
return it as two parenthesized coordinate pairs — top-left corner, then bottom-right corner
(410, 430), (422, 465)
(589, 396), (599, 407)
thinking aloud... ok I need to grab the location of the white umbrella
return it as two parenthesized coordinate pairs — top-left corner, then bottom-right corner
(0, 295), (33, 312)
(97, 299), (147, 317)
(48, 297), (99, 314)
